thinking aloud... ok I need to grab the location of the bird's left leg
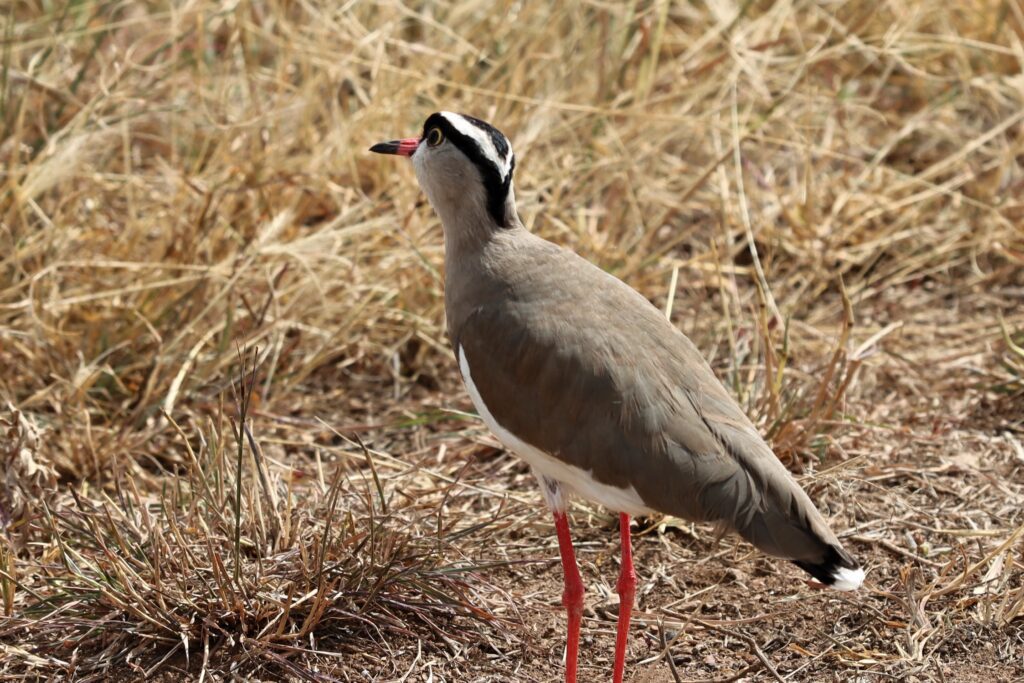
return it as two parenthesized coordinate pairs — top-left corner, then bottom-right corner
(536, 473), (583, 683)
(553, 509), (583, 683)
(612, 513), (635, 683)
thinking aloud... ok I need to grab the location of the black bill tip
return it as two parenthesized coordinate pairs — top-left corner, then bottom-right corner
(370, 140), (400, 155)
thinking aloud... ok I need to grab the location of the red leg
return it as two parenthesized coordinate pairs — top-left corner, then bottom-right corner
(553, 510), (584, 683)
(613, 513), (636, 683)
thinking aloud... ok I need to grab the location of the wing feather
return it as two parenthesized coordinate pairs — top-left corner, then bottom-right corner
(453, 233), (851, 567)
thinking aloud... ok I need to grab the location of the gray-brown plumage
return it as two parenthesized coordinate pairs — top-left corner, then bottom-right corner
(372, 111), (863, 592)
(448, 226), (858, 584)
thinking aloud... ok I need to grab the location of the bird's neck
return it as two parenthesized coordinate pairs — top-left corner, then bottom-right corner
(440, 194), (522, 345)
(439, 194), (520, 263)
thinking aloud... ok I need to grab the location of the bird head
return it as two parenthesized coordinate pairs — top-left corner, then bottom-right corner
(371, 112), (518, 231)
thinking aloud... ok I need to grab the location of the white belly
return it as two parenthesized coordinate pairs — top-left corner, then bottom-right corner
(458, 346), (653, 516)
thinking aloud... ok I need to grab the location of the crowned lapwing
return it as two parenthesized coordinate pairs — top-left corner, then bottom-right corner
(371, 113), (864, 683)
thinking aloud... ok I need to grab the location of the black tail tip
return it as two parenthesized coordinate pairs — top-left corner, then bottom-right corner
(794, 546), (865, 591)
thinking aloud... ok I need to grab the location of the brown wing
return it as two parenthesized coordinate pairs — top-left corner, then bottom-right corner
(455, 240), (852, 569)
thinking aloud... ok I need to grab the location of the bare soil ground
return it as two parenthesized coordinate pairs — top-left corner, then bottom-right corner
(2, 1), (1023, 681)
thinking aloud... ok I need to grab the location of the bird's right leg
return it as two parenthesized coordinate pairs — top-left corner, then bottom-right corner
(612, 513), (636, 683)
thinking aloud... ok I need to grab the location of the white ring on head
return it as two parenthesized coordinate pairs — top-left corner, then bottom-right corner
(439, 112), (514, 181)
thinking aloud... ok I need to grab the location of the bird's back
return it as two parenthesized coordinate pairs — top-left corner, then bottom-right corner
(448, 227), (862, 588)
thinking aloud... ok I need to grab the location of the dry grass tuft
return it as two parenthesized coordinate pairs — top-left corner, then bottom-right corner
(1, 359), (512, 681)
(2, 0), (1024, 680)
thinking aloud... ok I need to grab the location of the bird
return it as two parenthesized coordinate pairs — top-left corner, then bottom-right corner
(371, 112), (864, 683)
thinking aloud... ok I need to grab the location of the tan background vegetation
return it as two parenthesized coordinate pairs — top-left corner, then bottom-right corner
(2, 1), (1023, 680)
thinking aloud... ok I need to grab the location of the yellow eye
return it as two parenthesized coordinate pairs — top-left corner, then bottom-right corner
(426, 127), (444, 146)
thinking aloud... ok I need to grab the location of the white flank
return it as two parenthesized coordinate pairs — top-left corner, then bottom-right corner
(458, 345), (652, 516)
(536, 473), (570, 511)
(830, 566), (866, 591)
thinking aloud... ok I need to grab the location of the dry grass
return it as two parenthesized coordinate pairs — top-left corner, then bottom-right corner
(2, 0), (1023, 680)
